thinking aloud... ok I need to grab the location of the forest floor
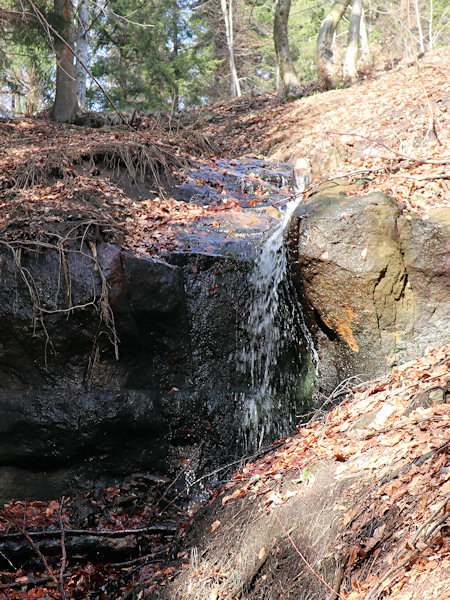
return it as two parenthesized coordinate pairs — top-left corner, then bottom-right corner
(0, 45), (449, 255)
(0, 345), (448, 600)
(0, 45), (449, 599)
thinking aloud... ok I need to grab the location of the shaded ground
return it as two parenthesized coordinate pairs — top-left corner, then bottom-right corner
(1, 343), (446, 599)
(0, 475), (186, 599)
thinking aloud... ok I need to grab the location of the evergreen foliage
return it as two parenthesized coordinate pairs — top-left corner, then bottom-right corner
(0, 0), (54, 115)
(0, 0), (448, 116)
(89, 0), (219, 111)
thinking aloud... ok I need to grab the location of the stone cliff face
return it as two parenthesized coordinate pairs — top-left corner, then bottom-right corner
(0, 244), (259, 499)
(290, 192), (449, 393)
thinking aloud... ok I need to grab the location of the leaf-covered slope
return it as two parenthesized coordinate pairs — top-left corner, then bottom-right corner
(1, 45), (448, 260)
(159, 343), (449, 600)
(195, 45), (449, 215)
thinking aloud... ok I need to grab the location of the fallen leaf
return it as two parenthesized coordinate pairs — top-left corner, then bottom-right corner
(210, 520), (221, 533)
(258, 547), (267, 561)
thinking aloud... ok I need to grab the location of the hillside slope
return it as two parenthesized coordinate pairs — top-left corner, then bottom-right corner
(0, 45), (448, 600)
(158, 344), (449, 600)
(1, 46), (448, 256)
(195, 45), (449, 216)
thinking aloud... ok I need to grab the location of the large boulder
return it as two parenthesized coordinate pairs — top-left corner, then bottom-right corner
(291, 192), (449, 392)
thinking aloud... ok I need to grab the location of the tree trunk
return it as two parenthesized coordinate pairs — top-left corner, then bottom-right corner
(220, 0), (241, 98)
(359, 7), (371, 69)
(171, 1), (180, 112)
(52, 0), (79, 122)
(343, 0), (363, 82)
(273, 0), (301, 98)
(428, 0), (433, 50)
(75, 0), (89, 110)
(414, 0), (425, 53)
(316, 0), (351, 89)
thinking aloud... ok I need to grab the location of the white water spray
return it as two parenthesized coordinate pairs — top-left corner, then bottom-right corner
(240, 159), (317, 449)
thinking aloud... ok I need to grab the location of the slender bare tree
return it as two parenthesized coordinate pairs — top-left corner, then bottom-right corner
(220, 0), (241, 97)
(316, 0), (351, 89)
(413, 0), (425, 52)
(273, 0), (301, 98)
(343, 0), (363, 82)
(359, 6), (371, 68)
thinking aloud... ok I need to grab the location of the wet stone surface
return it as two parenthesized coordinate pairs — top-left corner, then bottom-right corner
(0, 157), (313, 500)
(172, 157), (295, 206)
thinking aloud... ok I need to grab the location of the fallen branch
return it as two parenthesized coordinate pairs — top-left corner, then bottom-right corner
(392, 171), (450, 181)
(0, 509), (59, 587)
(0, 523), (178, 569)
(0, 575), (54, 590)
(0, 524), (178, 541)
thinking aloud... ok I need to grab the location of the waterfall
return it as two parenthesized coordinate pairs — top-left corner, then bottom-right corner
(240, 159), (317, 450)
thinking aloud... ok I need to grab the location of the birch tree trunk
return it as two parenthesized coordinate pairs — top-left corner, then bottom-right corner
(273, 0), (301, 98)
(428, 0), (433, 50)
(52, 0), (79, 121)
(220, 0), (241, 98)
(75, 0), (89, 110)
(316, 0), (351, 89)
(343, 0), (363, 82)
(359, 7), (371, 69)
(414, 0), (425, 52)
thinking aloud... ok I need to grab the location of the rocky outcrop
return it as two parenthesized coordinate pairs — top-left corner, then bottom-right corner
(0, 243), (261, 499)
(1, 169), (447, 501)
(290, 192), (449, 392)
(0, 157), (312, 501)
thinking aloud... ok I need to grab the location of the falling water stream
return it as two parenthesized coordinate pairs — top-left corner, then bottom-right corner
(240, 164), (318, 450)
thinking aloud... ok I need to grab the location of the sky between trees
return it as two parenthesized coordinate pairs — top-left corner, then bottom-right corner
(0, 0), (448, 121)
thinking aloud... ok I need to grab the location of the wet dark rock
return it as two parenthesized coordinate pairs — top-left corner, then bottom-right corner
(169, 206), (281, 258)
(0, 241), (265, 499)
(122, 252), (183, 313)
(172, 157), (294, 207)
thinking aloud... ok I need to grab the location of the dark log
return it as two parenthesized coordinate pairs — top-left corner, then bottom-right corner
(0, 525), (177, 567)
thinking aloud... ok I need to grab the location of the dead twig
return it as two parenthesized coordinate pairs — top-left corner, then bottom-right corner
(109, 550), (169, 569)
(58, 497), (67, 600)
(0, 508), (59, 587)
(392, 171), (449, 180)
